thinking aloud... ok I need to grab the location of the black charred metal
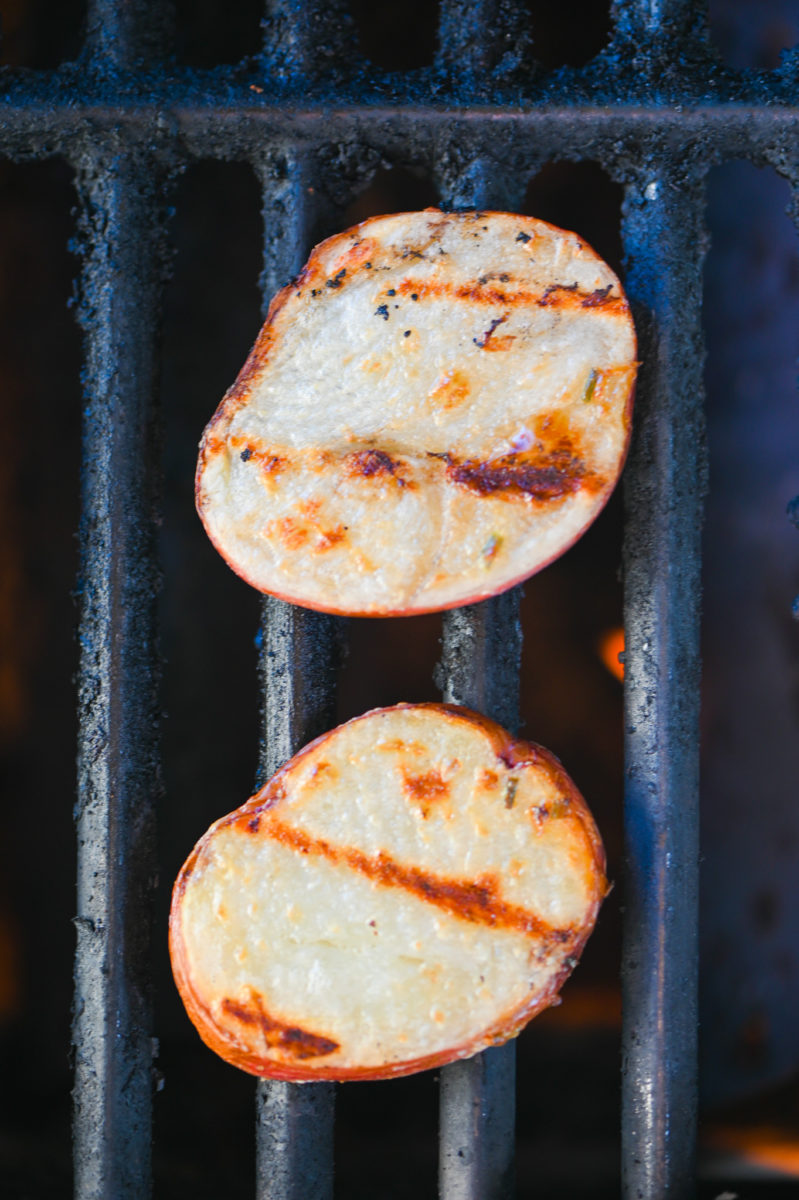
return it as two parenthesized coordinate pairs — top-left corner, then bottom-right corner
(73, 151), (167, 1197)
(438, 598), (522, 1200)
(256, 596), (341, 1200)
(255, 146), (342, 1199)
(25, 0), (788, 1194)
(621, 169), (707, 1199)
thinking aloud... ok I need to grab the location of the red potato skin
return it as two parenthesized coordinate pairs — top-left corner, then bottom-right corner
(169, 703), (608, 1082)
(195, 209), (638, 618)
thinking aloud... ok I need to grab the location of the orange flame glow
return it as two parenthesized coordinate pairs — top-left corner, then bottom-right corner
(704, 1125), (799, 1178)
(598, 627), (625, 681)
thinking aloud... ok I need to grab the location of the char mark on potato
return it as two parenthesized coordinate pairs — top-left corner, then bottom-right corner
(537, 282), (579, 307)
(446, 452), (586, 501)
(316, 524), (348, 550)
(581, 285), (613, 307)
(221, 995), (339, 1059)
(232, 438), (285, 474)
(263, 818), (555, 938)
(401, 768), (450, 818)
(473, 314), (509, 349)
(346, 448), (406, 485)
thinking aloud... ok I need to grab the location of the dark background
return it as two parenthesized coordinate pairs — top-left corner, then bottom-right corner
(1, 1), (799, 1196)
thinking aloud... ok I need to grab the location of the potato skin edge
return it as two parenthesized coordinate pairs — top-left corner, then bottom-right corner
(169, 703), (607, 1081)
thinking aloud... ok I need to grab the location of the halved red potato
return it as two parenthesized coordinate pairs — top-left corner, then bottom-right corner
(196, 209), (637, 616)
(169, 704), (607, 1081)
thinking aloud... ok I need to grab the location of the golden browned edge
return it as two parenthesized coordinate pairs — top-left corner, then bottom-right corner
(169, 702), (609, 1081)
(194, 209), (638, 617)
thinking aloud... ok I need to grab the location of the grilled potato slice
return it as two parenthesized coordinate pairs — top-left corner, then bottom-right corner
(196, 209), (636, 615)
(169, 704), (607, 1081)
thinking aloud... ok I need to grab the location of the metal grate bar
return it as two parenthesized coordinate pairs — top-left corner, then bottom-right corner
(263, 0), (352, 82)
(84, 0), (173, 69)
(436, 0), (529, 83)
(1, 108), (799, 168)
(620, 167), (706, 1199)
(73, 149), (166, 1199)
(612, 0), (706, 50)
(254, 149), (339, 1200)
(438, 602), (522, 1200)
(439, 1038), (517, 1200)
(437, 149), (523, 1199)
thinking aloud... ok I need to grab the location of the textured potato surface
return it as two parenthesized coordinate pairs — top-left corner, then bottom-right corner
(170, 704), (607, 1081)
(196, 210), (637, 615)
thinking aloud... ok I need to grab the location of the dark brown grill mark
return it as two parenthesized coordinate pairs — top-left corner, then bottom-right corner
(221, 994), (339, 1059)
(538, 282), (579, 307)
(582, 285), (613, 307)
(447, 453), (586, 501)
(473, 314), (509, 349)
(262, 819), (561, 940)
(346, 449), (406, 485)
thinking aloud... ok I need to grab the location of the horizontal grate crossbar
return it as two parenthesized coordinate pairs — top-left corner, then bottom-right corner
(1, 107), (799, 169)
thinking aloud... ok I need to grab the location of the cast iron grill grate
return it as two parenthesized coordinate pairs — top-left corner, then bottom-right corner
(4, 0), (796, 1195)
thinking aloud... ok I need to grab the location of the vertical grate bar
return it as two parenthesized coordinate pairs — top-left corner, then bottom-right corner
(437, 594), (521, 1200)
(253, 149), (338, 1200)
(73, 150), (166, 1200)
(438, 141), (523, 1198)
(84, 0), (174, 68)
(263, 0), (351, 82)
(436, 0), (529, 84)
(620, 168), (705, 1199)
(611, 0), (706, 47)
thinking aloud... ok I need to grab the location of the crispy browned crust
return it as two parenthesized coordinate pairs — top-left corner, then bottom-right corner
(195, 210), (637, 616)
(169, 704), (607, 1081)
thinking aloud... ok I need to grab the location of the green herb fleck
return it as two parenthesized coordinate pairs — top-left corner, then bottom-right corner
(504, 778), (519, 809)
(482, 532), (502, 562)
(583, 368), (599, 403)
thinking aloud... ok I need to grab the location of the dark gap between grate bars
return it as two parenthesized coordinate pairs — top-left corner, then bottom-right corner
(10, 0), (793, 1193)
